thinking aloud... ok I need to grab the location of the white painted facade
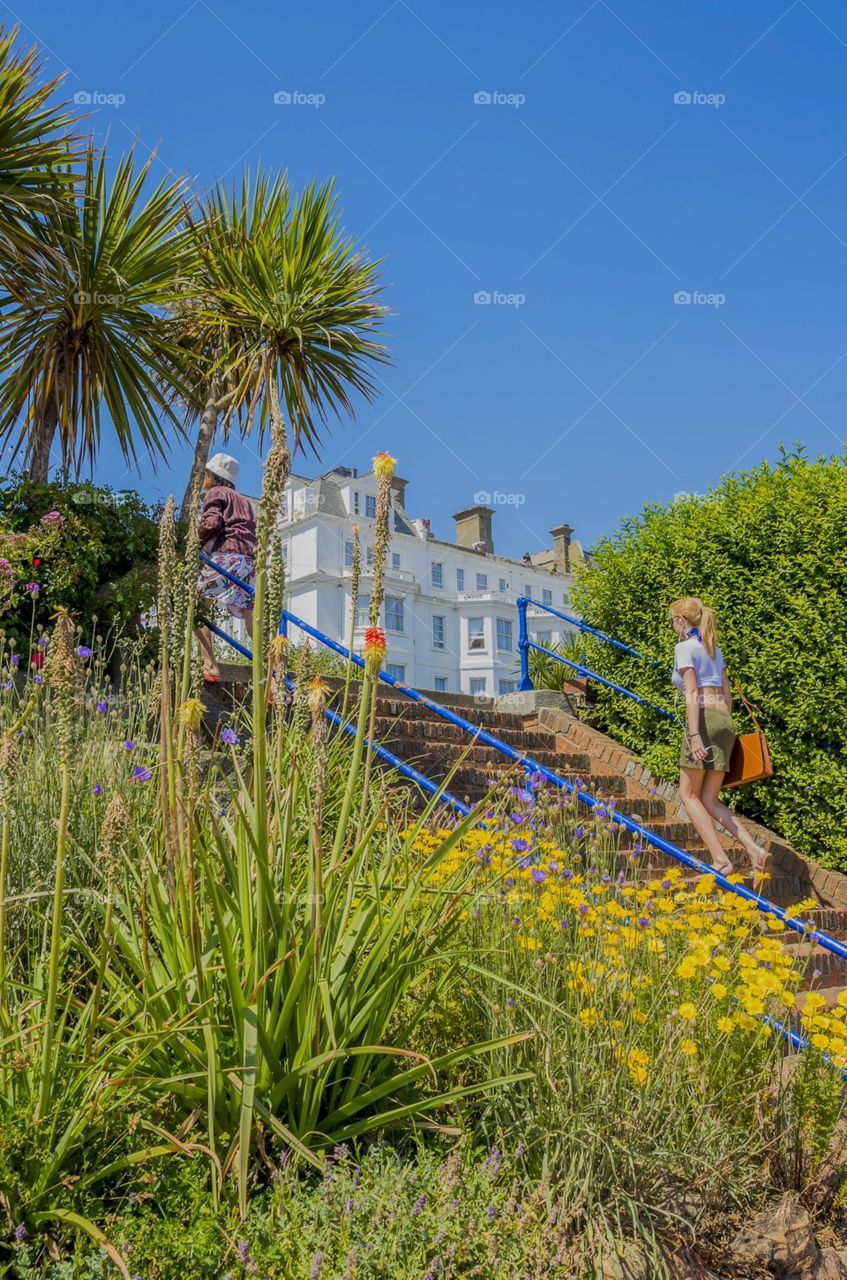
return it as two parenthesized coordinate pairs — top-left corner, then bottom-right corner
(244, 465), (579, 697)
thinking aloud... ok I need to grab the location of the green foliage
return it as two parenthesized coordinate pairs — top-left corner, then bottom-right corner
(0, 146), (193, 478)
(0, 477), (159, 653)
(572, 446), (847, 867)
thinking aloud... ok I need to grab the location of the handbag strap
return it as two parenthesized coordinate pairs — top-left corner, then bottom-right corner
(730, 676), (764, 735)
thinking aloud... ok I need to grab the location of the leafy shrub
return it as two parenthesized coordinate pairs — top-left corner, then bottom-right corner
(571, 446), (847, 867)
(0, 476), (160, 656)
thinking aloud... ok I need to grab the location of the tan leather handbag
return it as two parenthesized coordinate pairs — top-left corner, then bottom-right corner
(723, 681), (773, 789)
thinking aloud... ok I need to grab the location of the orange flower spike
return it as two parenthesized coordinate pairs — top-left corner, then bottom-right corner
(364, 625), (387, 674)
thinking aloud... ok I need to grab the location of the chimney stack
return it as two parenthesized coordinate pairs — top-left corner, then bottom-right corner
(390, 474), (408, 508)
(550, 523), (573, 574)
(453, 504), (494, 554)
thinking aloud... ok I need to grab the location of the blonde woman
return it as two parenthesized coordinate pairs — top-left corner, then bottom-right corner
(670, 597), (768, 880)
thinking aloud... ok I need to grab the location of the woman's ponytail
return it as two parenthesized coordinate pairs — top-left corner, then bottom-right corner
(669, 596), (719, 657)
(698, 604), (717, 658)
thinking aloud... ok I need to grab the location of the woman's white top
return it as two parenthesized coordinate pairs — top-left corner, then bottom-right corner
(672, 637), (726, 692)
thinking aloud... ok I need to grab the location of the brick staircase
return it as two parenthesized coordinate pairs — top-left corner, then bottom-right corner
(207, 665), (847, 1002)
(371, 687), (847, 1000)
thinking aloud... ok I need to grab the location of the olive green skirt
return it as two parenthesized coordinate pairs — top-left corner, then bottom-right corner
(679, 705), (736, 772)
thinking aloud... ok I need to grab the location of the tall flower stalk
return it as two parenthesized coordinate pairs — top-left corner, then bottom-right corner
(341, 524), (361, 721)
(359, 453), (396, 828)
(36, 610), (81, 1119)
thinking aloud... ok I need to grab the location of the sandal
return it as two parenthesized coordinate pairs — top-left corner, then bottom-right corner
(712, 860), (735, 878)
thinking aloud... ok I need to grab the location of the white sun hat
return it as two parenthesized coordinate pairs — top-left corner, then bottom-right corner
(206, 452), (240, 484)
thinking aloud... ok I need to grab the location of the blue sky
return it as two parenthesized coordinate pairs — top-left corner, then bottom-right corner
(13, 0), (847, 555)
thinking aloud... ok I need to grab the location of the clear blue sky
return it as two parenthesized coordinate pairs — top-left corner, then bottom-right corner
(16, 0), (847, 555)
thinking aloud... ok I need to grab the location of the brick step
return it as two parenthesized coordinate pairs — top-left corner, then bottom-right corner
(381, 740), (595, 774)
(373, 699), (527, 731)
(373, 718), (562, 755)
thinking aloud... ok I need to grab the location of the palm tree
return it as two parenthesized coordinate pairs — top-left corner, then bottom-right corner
(177, 171), (389, 515)
(0, 25), (77, 262)
(0, 146), (195, 481)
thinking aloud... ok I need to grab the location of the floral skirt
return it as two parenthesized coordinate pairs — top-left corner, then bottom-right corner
(197, 553), (255, 619)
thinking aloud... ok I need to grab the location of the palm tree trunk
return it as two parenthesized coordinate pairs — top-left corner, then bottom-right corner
(27, 400), (58, 483)
(180, 386), (219, 519)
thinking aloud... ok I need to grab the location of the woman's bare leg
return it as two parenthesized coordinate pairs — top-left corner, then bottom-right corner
(678, 768), (734, 874)
(195, 625), (220, 679)
(700, 771), (768, 874)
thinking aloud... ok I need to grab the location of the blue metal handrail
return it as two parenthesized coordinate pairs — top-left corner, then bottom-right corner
(516, 597), (672, 718)
(198, 556), (847, 964)
(206, 619), (471, 818)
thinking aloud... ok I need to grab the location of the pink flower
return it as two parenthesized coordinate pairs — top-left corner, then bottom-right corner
(40, 511), (65, 527)
(0, 558), (12, 578)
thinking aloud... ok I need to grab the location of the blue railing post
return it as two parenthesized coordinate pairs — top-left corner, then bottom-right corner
(278, 612), (288, 639)
(517, 597), (534, 691)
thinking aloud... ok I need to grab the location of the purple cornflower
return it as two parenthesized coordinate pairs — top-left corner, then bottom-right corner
(124, 740), (135, 751)
(575, 826), (584, 839)
(92, 784), (103, 796)
(509, 787), (533, 804)
(602, 874), (611, 883)
(221, 726), (239, 746)
(548, 860), (559, 873)
(511, 838), (529, 853)
(578, 904), (588, 915)
(77, 645), (93, 660)
(574, 777), (584, 787)
(2, 680), (11, 691)
(131, 766), (151, 782)
(24, 582), (39, 597)
(484, 1147), (502, 1173)
(638, 916), (650, 928)
(511, 916), (520, 926)
(509, 812), (526, 825)
(9, 654), (18, 667)
(531, 868), (547, 885)
(14, 1224), (25, 1242)
(34, 674), (43, 685)
(36, 635), (48, 648)
(487, 1205), (496, 1220)
(96, 700), (108, 713)
(412, 1194), (427, 1216)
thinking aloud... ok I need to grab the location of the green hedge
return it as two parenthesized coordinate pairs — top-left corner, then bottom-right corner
(0, 476), (160, 656)
(571, 446), (847, 869)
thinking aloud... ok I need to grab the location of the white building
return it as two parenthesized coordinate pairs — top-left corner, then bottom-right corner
(249, 464), (583, 697)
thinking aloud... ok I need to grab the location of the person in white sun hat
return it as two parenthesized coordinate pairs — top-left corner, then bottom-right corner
(194, 452), (257, 683)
